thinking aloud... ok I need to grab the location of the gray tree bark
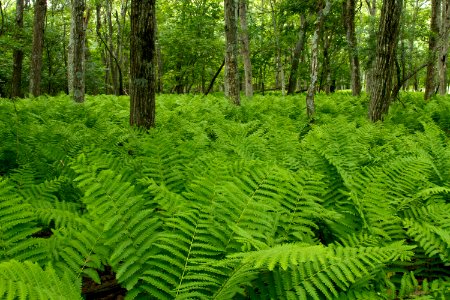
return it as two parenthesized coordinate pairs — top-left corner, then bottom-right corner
(11, 0), (24, 98)
(29, 0), (47, 97)
(287, 15), (307, 95)
(424, 0), (441, 100)
(439, 0), (450, 95)
(130, 0), (156, 128)
(224, 0), (240, 105)
(368, 0), (403, 122)
(306, 0), (331, 119)
(68, 0), (86, 102)
(343, 0), (362, 96)
(239, 0), (253, 98)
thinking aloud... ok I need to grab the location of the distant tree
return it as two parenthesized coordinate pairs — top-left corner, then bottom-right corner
(11, 0), (24, 98)
(424, 0), (441, 100)
(368, 0), (403, 122)
(306, 0), (331, 118)
(343, 0), (361, 96)
(239, 0), (253, 98)
(224, 0), (240, 105)
(438, 0), (450, 95)
(29, 0), (47, 97)
(287, 15), (307, 95)
(68, 0), (87, 102)
(129, 0), (156, 128)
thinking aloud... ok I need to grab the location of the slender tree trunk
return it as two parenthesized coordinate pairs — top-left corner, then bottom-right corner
(306, 0), (331, 119)
(364, 0), (377, 94)
(130, 0), (156, 128)
(439, 0), (450, 95)
(205, 59), (225, 96)
(0, 0), (5, 36)
(270, 0), (285, 94)
(69, 0), (86, 102)
(106, 0), (118, 95)
(11, 0), (24, 98)
(425, 0), (441, 100)
(224, 0), (240, 105)
(29, 0), (47, 97)
(239, 0), (253, 97)
(368, 0), (403, 122)
(287, 15), (307, 95)
(343, 0), (362, 96)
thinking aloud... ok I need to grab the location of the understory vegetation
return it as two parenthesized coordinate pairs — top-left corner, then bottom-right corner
(0, 93), (449, 299)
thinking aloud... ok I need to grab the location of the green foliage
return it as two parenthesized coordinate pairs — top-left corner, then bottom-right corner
(0, 93), (449, 299)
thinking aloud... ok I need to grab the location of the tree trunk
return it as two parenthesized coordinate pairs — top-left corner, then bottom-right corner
(306, 0), (331, 119)
(69, 0), (86, 102)
(11, 0), (24, 98)
(343, 0), (362, 96)
(130, 0), (156, 128)
(224, 0), (240, 105)
(29, 0), (47, 97)
(0, 0), (5, 36)
(364, 0), (377, 94)
(106, 0), (118, 95)
(439, 0), (450, 95)
(287, 15), (307, 95)
(424, 0), (441, 100)
(368, 0), (403, 122)
(270, 0), (285, 94)
(239, 0), (253, 98)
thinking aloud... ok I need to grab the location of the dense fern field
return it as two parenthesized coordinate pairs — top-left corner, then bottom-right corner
(0, 93), (449, 299)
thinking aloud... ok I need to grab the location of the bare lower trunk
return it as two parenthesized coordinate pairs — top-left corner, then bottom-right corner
(239, 0), (253, 97)
(69, 0), (86, 102)
(424, 0), (441, 100)
(11, 0), (24, 98)
(130, 0), (156, 128)
(439, 0), (450, 95)
(224, 0), (240, 105)
(364, 0), (377, 94)
(287, 15), (307, 95)
(29, 0), (47, 97)
(106, 0), (118, 95)
(368, 0), (403, 122)
(343, 0), (361, 96)
(306, 0), (330, 119)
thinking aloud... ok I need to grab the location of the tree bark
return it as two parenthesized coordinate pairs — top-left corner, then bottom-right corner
(106, 0), (118, 95)
(239, 0), (253, 98)
(68, 0), (86, 102)
(205, 59), (225, 96)
(364, 0), (377, 94)
(224, 0), (240, 105)
(343, 0), (362, 96)
(11, 0), (24, 98)
(29, 0), (47, 97)
(424, 0), (441, 100)
(368, 0), (403, 122)
(439, 0), (450, 95)
(306, 0), (331, 119)
(287, 15), (307, 95)
(130, 0), (156, 128)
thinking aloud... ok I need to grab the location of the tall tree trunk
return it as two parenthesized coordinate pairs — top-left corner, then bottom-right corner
(424, 0), (441, 100)
(68, 0), (86, 102)
(106, 0), (118, 95)
(239, 0), (253, 98)
(270, 0), (285, 94)
(364, 0), (377, 94)
(29, 0), (47, 97)
(224, 0), (240, 105)
(0, 0), (5, 36)
(130, 0), (156, 128)
(11, 0), (24, 98)
(439, 0), (450, 95)
(287, 15), (307, 95)
(368, 0), (403, 122)
(306, 0), (331, 119)
(343, 0), (362, 96)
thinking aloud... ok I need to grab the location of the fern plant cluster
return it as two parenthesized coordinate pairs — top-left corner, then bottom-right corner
(0, 93), (449, 299)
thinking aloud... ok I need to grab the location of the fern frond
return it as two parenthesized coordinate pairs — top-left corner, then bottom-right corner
(0, 260), (82, 299)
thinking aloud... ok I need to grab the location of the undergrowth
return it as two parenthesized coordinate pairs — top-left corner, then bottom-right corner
(0, 92), (449, 299)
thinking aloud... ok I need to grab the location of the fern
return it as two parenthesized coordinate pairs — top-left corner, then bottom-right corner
(0, 260), (82, 299)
